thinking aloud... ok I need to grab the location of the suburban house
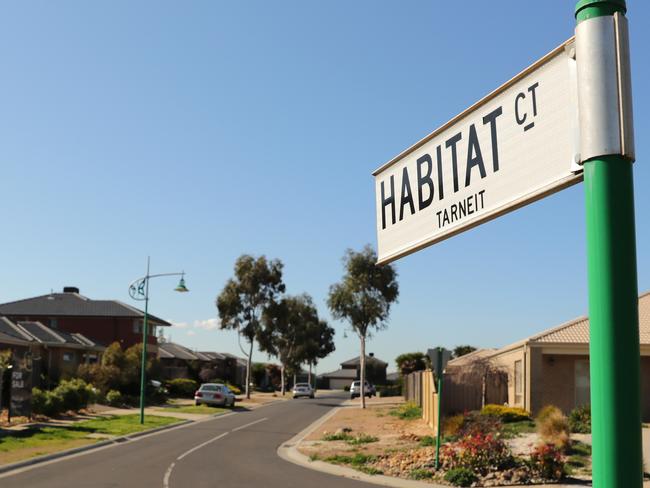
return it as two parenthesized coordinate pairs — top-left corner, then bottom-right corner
(322, 353), (388, 389)
(0, 287), (171, 354)
(0, 316), (105, 387)
(445, 290), (650, 420)
(157, 342), (248, 386)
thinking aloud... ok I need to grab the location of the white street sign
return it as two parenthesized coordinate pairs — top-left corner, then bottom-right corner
(374, 39), (581, 264)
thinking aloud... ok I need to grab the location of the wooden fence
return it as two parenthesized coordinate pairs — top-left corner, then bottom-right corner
(403, 369), (508, 433)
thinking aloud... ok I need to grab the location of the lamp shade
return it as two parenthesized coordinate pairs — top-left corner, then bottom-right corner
(174, 276), (189, 293)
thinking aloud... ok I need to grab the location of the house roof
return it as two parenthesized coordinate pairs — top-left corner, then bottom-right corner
(0, 291), (171, 326)
(493, 290), (650, 354)
(0, 317), (104, 350)
(220, 352), (248, 367)
(157, 342), (200, 361)
(340, 355), (388, 367)
(322, 368), (358, 379)
(447, 348), (497, 367)
(199, 351), (226, 361)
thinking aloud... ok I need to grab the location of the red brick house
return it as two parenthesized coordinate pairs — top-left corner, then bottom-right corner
(0, 287), (171, 354)
(0, 316), (104, 387)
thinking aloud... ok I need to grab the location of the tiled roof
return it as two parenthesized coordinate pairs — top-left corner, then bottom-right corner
(221, 353), (247, 366)
(340, 355), (388, 367)
(322, 368), (358, 379)
(158, 342), (200, 361)
(0, 317), (103, 349)
(0, 293), (170, 325)
(447, 348), (497, 367)
(199, 351), (226, 361)
(529, 291), (650, 344)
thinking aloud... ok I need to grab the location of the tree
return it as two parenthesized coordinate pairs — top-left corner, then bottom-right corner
(453, 345), (477, 358)
(327, 245), (399, 408)
(395, 352), (430, 376)
(301, 318), (336, 387)
(259, 294), (315, 395)
(251, 362), (267, 387)
(216, 254), (285, 399)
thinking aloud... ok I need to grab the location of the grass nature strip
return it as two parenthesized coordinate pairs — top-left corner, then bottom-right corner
(0, 414), (180, 465)
(155, 404), (230, 415)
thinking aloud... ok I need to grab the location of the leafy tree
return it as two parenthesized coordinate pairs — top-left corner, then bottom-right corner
(251, 362), (267, 387)
(453, 345), (477, 358)
(301, 318), (336, 387)
(265, 363), (282, 389)
(327, 245), (399, 408)
(259, 294), (315, 395)
(216, 254), (285, 399)
(395, 352), (430, 376)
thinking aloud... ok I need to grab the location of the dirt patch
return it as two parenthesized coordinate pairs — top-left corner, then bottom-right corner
(299, 398), (433, 460)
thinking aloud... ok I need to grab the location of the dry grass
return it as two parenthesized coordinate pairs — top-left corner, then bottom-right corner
(536, 405), (570, 451)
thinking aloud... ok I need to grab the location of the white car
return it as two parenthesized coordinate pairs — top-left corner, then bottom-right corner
(292, 383), (315, 399)
(194, 383), (236, 407)
(349, 380), (375, 399)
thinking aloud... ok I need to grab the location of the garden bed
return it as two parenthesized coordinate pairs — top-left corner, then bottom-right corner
(299, 401), (594, 487)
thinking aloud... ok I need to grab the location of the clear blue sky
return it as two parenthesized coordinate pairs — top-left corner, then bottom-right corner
(1, 1), (648, 374)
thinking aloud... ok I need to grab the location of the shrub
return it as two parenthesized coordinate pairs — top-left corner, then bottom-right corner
(568, 404), (591, 433)
(529, 443), (565, 480)
(410, 468), (434, 480)
(166, 378), (199, 398)
(323, 432), (353, 442)
(443, 414), (466, 437)
(348, 434), (379, 445)
(106, 389), (123, 407)
(444, 467), (478, 487)
(343, 385), (350, 392)
(441, 431), (512, 476)
(31, 388), (48, 415)
(458, 411), (502, 437)
(481, 404), (531, 422)
(389, 402), (421, 420)
(536, 405), (570, 451)
(419, 435), (436, 447)
(31, 388), (64, 417)
(375, 385), (401, 397)
(226, 383), (242, 395)
(54, 378), (92, 412)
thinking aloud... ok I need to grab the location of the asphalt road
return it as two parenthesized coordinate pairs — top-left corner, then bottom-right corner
(0, 391), (372, 488)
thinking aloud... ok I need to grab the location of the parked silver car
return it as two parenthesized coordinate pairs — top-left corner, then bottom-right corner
(194, 383), (236, 407)
(349, 380), (375, 399)
(292, 382), (315, 399)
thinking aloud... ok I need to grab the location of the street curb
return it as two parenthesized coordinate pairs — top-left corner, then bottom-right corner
(277, 406), (445, 488)
(0, 419), (194, 475)
(0, 397), (285, 477)
(276, 404), (589, 488)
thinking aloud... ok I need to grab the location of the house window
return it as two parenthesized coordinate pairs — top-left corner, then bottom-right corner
(63, 352), (74, 362)
(575, 360), (590, 407)
(133, 320), (142, 334)
(150, 325), (157, 337)
(49, 318), (58, 329)
(514, 360), (523, 405)
(83, 353), (99, 364)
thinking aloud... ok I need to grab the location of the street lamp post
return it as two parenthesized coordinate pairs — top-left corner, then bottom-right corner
(129, 257), (188, 424)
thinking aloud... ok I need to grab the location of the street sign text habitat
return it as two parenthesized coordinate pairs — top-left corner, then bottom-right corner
(374, 40), (581, 264)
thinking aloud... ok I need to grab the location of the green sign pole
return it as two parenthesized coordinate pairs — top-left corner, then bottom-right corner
(575, 2), (642, 487)
(435, 347), (443, 470)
